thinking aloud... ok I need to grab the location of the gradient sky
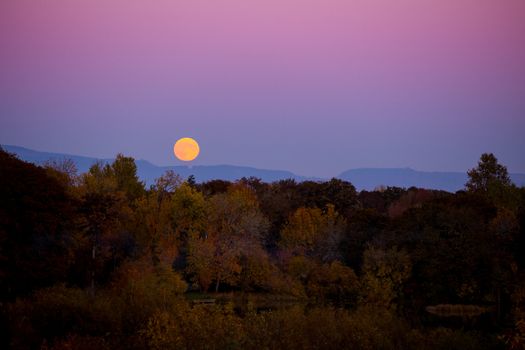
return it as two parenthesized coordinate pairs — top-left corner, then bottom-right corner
(1, 0), (524, 177)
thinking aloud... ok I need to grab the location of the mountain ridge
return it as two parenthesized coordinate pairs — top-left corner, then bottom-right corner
(3, 144), (524, 192)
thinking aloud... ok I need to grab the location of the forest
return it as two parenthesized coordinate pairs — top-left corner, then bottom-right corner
(1, 148), (524, 349)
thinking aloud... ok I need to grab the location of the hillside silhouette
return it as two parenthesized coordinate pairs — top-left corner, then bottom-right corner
(4, 144), (525, 191)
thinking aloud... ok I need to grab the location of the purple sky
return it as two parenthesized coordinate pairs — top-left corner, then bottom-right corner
(1, 0), (524, 177)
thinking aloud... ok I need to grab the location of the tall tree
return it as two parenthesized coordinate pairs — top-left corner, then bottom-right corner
(111, 154), (145, 201)
(171, 183), (207, 240)
(188, 182), (269, 292)
(170, 182), (208, 272)
(466, 153), (512, 192)
(77, 158), (138, 292)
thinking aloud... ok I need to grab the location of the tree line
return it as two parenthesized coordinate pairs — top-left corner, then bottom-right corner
(1, 149), (524, 349)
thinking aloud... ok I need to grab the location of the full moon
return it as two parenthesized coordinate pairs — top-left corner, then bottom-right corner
(174, 137), (200, 161)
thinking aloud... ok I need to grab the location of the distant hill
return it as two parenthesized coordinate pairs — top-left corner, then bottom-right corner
(338, 167), (525, 192)
(3, 144), (524, 192)
(1, 145), (309, 185)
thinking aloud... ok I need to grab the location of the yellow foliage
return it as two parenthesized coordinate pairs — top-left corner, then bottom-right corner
(280, 205), (346, 261)
(361, 246), (411, 309)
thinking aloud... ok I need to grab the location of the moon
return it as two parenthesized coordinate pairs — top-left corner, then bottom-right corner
(174, 137), (200, 161)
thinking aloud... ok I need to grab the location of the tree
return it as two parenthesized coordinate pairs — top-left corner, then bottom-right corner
(186, 232), (216, 291)
(197, 179), (231, 196)
(280, 205), (346, 262)
(171, 183), (207, 239)
(82, 161), (118, 195)
(111, 154), (145, 201)
(0, 150), (77, 300)
(361, 246), (411, 309)
(466, 153), (512, 192)
(280, 207), (324, 255)
(321, 178), (359, 213)
(306, 261), (359, 302)
(387, 188), (437, 218)
(153, 170), (182, 194)
(133, 190), (177, 266)
(189, 182), (269, 292)
(170, 182), (208, 273)
(77, 159), (137, 292)
(44, 158), (79, 188)
(186, 174), (196, 188)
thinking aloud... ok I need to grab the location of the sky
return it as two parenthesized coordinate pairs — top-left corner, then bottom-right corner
(1, 0), (524, 177)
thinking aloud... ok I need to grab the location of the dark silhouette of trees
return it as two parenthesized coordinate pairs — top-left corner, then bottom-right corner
(466, 153), (512, 192)
(0, 150), (77, 300)
(2, 150), (524, 349)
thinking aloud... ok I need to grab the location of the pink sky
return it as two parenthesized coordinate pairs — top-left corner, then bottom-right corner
(1, 0), (524, 176)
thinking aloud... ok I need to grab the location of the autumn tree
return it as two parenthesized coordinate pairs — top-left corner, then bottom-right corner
(0, 150), (77, 300)
(171, 182), (207, 242)
(111, 154), (145, 201)
(466, 153), (512, 193)
(387, 188), (439, 218)
(197, 179), (231, 196)
(133, 172), (183, 266)
(320, 178), (359, 213)
(340, 208), (388, 271)
(76, 159), (138, 292)
(186, 232), (216, 291)
(187, 182), (269, 292)
(280, 207), (323, 255)
(154, 170), (182, 194)
(280, 204), (346, 262)
(361, 246), (411, 310)
(257, 179), (302, 249)
(44, 158), (79, 188)
(170, 182), (208, 275)
(306, 261), (359, 302)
